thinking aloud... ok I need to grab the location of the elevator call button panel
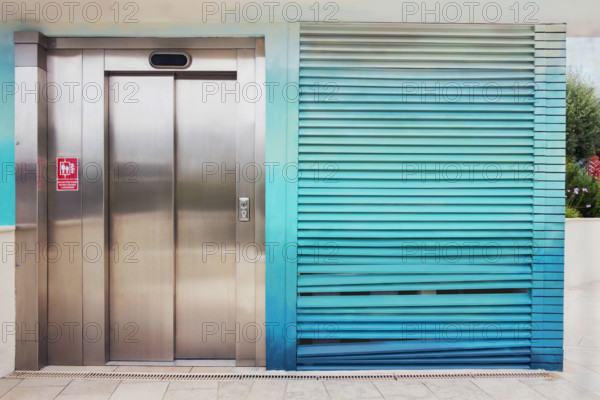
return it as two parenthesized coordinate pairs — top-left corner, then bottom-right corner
(238, 197), (250, 222)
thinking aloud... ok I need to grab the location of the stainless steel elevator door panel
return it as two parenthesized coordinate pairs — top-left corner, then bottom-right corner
(109, 75), (175, 361)
(175, 78), (238, 359)
(47, 50), (83, 365)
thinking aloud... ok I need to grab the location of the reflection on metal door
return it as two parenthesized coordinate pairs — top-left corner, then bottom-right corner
(109, 75), (241, 361)
(109, 75), (175, 361)
(175, 78), (238, 359)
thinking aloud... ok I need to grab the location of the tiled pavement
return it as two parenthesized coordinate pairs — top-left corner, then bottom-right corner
(1, 281), (600, 400)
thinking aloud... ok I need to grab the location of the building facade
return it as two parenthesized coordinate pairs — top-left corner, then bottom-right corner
(2, 19), (565, 372)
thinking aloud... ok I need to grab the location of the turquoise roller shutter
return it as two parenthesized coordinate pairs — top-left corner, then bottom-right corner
(296, 23), (564, 370)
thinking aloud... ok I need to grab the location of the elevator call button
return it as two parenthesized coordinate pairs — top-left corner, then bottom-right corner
(238, 197), (250, 222)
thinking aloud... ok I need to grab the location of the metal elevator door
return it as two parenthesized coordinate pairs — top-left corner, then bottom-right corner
(109, 74), (238, 361)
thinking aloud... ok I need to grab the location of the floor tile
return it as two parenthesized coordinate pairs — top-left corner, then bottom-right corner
(56, 394), (112, 400)
(217, 381), (253, 399)
(61, 379), (120, 395)
(0, 386), (63, 400)
(424, 379), (493, 400)
(526, 380), (600, 400)
(285, 393), (329, 400)
(167, 381), (219, 390)
(285, 380), (329, 400)
(585, 365), (600, 374)
(0, 381), (20, 398)
(471, 378), (547, 400)
(322, 381), (383, 399)
(109, 382), (168, 400)
(374, 380), (438, 400)
(549, 361), (600, 393)
(164, 388), (218, 400)
(246, 381), (286, 400)
(286, 380), (327, 393)
(16, 378), (71, 388)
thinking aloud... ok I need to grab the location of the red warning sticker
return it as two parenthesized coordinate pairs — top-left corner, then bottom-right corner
(56, 157), (78, 191)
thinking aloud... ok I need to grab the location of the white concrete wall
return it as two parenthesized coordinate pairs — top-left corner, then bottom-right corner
(0, 227), (15, 377)
(565, 218), (600, 287)
(2, 0), (600, 36)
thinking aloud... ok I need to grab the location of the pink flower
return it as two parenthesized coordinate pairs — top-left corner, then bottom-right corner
(586, 204), (592, 208)
(583, 188), (588, 193)
(574, 188), (580, 195)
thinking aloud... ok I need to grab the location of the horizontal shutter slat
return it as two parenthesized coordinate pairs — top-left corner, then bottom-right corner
(297, 23), (537, 369)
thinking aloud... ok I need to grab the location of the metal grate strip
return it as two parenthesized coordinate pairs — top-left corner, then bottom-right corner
(7, 370), (551, 381)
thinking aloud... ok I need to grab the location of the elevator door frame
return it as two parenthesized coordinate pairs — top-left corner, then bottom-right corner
(14, 34), (266, 369)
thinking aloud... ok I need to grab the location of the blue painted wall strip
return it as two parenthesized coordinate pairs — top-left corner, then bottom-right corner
(284, 22), (300, 370)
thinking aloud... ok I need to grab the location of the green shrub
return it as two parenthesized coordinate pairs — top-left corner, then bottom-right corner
(565, 206), (582, 218)
(566, 161), (600, 217)
(566, 71), (600, 159)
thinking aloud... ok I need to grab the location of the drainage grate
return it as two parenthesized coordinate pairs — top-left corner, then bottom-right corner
(396, 371), (551, 380)
(7, 370), (552, 381)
